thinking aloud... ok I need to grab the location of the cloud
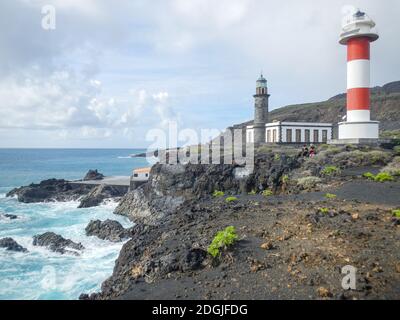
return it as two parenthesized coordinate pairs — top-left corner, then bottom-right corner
(0, 0), (399, 147)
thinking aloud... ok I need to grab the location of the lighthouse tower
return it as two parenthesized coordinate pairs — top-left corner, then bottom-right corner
(253, 74), (270, 144)
(338, 9), (379, 141)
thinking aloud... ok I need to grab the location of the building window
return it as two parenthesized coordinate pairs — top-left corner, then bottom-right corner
(272, 129), (277, 143)
(322, 130), (328, 143)
(313, 130), (319, 143)
(305, 130), (310, 143)
(296, 129), (301, 143)
(267, 130), (271, 143)
(133, 173), (138, 177)
(145, 173), (149, 177)
(286, 129), (292, 143)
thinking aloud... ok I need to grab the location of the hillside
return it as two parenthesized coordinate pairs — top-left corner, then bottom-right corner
(231, 81), (400, 138)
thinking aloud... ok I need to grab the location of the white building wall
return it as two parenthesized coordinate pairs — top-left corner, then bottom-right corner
(247, 122), (332, 144)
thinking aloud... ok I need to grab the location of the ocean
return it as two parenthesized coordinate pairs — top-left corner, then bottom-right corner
(0, 149), (150, 300)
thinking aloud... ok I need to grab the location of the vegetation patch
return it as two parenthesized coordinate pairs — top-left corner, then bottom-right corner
(262, 190), (273, 197)
(296, 176), (322, 189)
(394, 146), (400, 156)
(325, 193), (337, 199)
(363, 172), (394, 182)
(213, 190), (225, 197)
(207, 226), (238, 258)
(321, 166), (341, 176)
(392, 210), (400, 219)
(319, 207), (330, 214)
(248, 190), (257, 195)
(225, 196), (238, 203)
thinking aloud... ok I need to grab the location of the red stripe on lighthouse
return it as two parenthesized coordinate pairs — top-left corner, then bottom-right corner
(347, 37), (370, 61)
(347, 88), (370, 110)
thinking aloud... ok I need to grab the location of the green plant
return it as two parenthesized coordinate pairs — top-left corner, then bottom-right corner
(274, 154), (281, 161)
(248, 189), (257, 195)
(325, 193), (337, 199)
(394, 146), (400, 156)
(282, 175), (289, 184)
(207, 226), (238, 258)
(319, 207), (329, 214)
(213, 190), (225, 197)
(296, 176), (322, 189)
(374, 172), (394, 182)
(262, 189), (273, 197)
(321, 166), (341, 176)
(392, 210), (400, 218)
(225, 196), (238, 203)
(363, 172), (375, 180)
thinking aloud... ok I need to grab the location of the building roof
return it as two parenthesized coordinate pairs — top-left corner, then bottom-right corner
(257, 73), (267, 82)
(133, 167), (151, 174)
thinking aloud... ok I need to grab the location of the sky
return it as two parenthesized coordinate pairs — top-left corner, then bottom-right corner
(0, 0), (399, 148)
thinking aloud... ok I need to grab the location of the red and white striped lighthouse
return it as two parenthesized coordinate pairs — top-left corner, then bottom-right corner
(338, 9), (379, 141)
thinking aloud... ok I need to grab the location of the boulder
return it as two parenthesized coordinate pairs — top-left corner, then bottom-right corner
(33, 232), (84, 255)
(83, 170), (104, 181)
(0, 213), (18, 220)
(85, 219), (131, 242)
(0, 238), (28, 252)
(78, 185), (127, 208)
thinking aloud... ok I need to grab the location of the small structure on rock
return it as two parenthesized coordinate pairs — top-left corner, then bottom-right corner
(130, 167), (151, 190)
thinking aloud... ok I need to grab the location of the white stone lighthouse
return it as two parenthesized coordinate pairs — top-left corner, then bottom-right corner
(338, 9), (379, 141)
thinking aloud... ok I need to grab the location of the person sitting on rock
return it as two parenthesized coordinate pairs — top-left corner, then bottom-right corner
(302, 145), (309, 157)
(309, 145), (316, 158)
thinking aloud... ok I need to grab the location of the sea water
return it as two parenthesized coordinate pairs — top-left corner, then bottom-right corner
(0, 149), (150, 300)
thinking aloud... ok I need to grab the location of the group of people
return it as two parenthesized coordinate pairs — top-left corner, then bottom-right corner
(300, 145), (316, 158)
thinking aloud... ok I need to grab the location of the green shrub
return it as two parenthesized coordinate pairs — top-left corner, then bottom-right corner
(274, 154), (281, 161)
(248, 189), (257, 195)
(296, 176), (322, 189)
(282, 175), (289, 184)
(319, 207), (329, 214)
(325, 193), (337, 199)
(262, 189), (273, 197)
(392, 210), (400, 218)
(394, 146), (400, 156)
(363, 172), (375, 180)
(225, 196), (238, 203)
(321, 166), (341, 176)
(374, 172), (394, 182)
(207, 226), (238, 258)
(213, 190), (225, 197)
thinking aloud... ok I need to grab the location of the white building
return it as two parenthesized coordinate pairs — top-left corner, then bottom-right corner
(131, 167), (151, 182)
(246, 121), (333, 144)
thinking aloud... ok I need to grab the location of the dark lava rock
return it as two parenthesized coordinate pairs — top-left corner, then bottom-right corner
(0, 213), (18, 220)
(182, 248), (207, 271)
(0, 238), (28, 252)
(83, 170), (104, 181)
(78, 185), (127, 208)
(85, 219), (131, 242)
(33, 232), (84, 255)
(6, 179), (93, 203)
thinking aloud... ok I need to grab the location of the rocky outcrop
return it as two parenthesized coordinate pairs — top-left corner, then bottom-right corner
(6, 179), (94, 203)
(83, 169), (104, 181)
(115, 155), (302, 225)
(85, 219), (131, 242)
(0, 238), (28, 252)
(33, 232), (84, 255)
(78, 185), (127, 208)
(0, 213), (18, 220)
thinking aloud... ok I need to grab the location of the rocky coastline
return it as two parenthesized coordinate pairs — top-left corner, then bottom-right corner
(2, 146), (400, 300)
(83, 144), (400, 300)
